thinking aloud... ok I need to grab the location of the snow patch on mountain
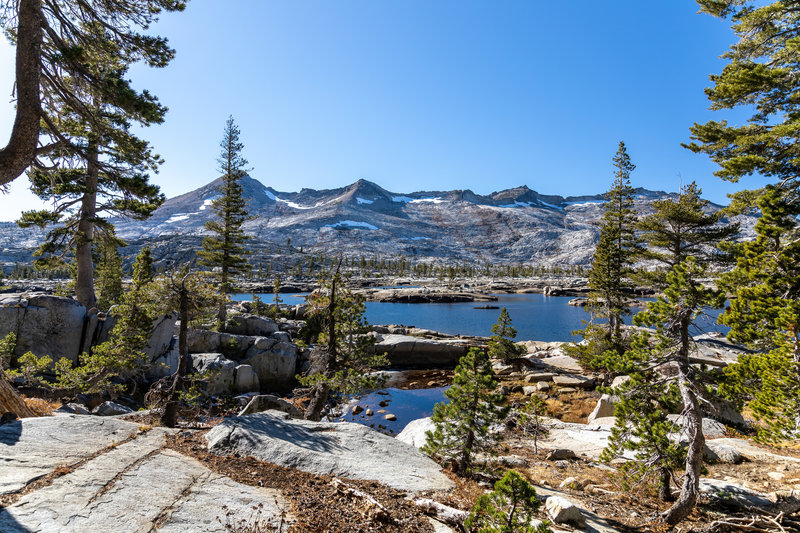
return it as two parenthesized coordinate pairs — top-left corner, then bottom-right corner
(356, 197), (374, 205)
(166, 214), (193, 223)
(324, 220), (379, 230)
(199, 197), (219, 211)
(409, 197), (444, 204)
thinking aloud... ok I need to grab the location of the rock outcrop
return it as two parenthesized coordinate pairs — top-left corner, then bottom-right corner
(373, 334), (470, 368)
(206, 410), (454, 492)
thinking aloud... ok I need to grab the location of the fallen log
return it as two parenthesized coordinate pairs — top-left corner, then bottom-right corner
(331, 478), (394, 523)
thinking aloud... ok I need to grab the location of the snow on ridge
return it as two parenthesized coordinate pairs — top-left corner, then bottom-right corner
(498, 201), (534, 208)
(324, 220), (378, 230)
(537, 199), (563, 210)
(409, 197), (444, 204)
(392, 195), (414, 203)
(199, 196), (219, 210)
(564, 199), (603, 207)
(263, 189), (277, 201)
(356, 197), (374, 205)
(275, 197), (313, 210)
(166, 213), (193, 223)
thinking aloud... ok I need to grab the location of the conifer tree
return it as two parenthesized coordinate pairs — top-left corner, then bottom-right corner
(488, 307), (523, 361)
(718, 187), (800, 442)
(465, 470), (551, 533)
(423, 347), (508, 476)
(0, 0), (185, 186)
(605, 183), (737, 525)
(198, 116), (251, 329)
(686, 1), (800, 193)
(16, 15), (167, 308)
(95, 236), (124, 311)
(299, 266), (388, 421)
(568, 142), (639, 372)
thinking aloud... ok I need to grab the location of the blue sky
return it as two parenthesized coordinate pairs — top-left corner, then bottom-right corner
(0, 0), (770, 220)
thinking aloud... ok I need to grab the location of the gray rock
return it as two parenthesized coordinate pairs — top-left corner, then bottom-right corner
(524, 372), (557, 383)
(705, 441), (743, 464)
(242, 341), (298, 391)
(545, 495), (586, 527)
(667, 415), (727, 438)
(492, 361), (514, 375)
(186, 328), (222, 353)
(610, 375), (631, 389)
(587, 394), (615, 424)
(92, 401), (134, 416)
(546, 449), (577, 461)
(207, 411), (453, 492)
(145, 312), (178, 361)
(537, 381), (551, 391)
(396, 416), (435, 448)
(272, 331), (292, 343)
(233, 364), (260, 394)
(64, 403), (90, 415)
(191, 353), (236, 396)
(541, 355), (582, 372)
(225, 314), (279, 337)
(374, 334), (469, 368)
(553, 374), (594, 388)
(147, 338), (179, 379)
(522, 386), (538, 396)
(0, 419), (292, 532)
(238, 394), (302, 418)
(699, 478), (772, 508)
(0, 294), (87, 364)
(253, 336), (277, 351)
(559, 477), (583, 490)
(0, 415), (141, 493)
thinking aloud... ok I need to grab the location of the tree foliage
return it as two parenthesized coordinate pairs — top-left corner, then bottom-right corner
(0, 0), (185, 186)
(718, 187), (800, 442)
(198, 116), (251, 329)
(488, 307), (523, 361)
(686, 0), (800, 190)
(465, 470), (551, 533)
(423, 347), (508, 476)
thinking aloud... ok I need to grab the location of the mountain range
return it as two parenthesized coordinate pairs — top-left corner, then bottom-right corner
(0, 177), (757, 269)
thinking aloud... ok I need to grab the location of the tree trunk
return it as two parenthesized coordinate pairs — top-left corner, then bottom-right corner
(0, 0), (43, 186)
(218, 263), (228, 330)
(0, 371), (36, 418)
(659, 466), (674, 502)
(661, 375), (704, 524)
(160, 282), (190, 428)
(304, 381), (329, 422)
(75, 140), (99, 309)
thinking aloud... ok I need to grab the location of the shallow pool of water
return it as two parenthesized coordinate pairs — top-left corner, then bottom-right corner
(340, 386), (449, 435)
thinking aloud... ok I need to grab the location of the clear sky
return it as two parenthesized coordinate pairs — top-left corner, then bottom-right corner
(0, 0), (771, 220)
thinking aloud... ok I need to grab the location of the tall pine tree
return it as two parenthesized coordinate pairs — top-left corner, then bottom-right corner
(198, 116), (251, 329)
(568, 142), (639, 373)
(16, 17), (167, 308)
(605, 183), (737, 525)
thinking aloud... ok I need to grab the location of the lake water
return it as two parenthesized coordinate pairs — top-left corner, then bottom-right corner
(233, 292), (725, 342)
(340, 386), (449, 435)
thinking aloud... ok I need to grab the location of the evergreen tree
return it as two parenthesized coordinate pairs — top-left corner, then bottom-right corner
(488, 308), (523, 361)
(718, 187), (800, 442)
(299, 267), (389, 421)
(198, 116), (251, 329)
(605, 183), (736, 525)
(95, 236), (124, 311)
(568, 142), (639, 373)
(0, 0), (185, 186)
(16, 13), (168, 308)
(686, 1), (800, 193)
(423, 347), (509, 476)
(465, 470), (551, 533)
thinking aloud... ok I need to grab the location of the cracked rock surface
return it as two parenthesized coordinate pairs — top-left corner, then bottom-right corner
(0, 416), (292, 533)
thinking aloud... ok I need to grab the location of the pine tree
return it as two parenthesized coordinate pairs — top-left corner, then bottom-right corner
(465, 470), (551, 533)
(299, 267), (389, 421)
(568, 142), (639, 373)
(605, 183), (737, 525)
(718, 187), (800, 443)
(16, 16), (167, 308)
(95, 236), (124, 311)
(198, 116), (251, 329)
(0, 1), (185, 186)
(686, 1), (800, 193)
(488, 308), (523, 361)
(423, 347), (509, 476)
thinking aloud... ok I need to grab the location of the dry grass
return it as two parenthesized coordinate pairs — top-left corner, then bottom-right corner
(22, 396), (57, 416)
